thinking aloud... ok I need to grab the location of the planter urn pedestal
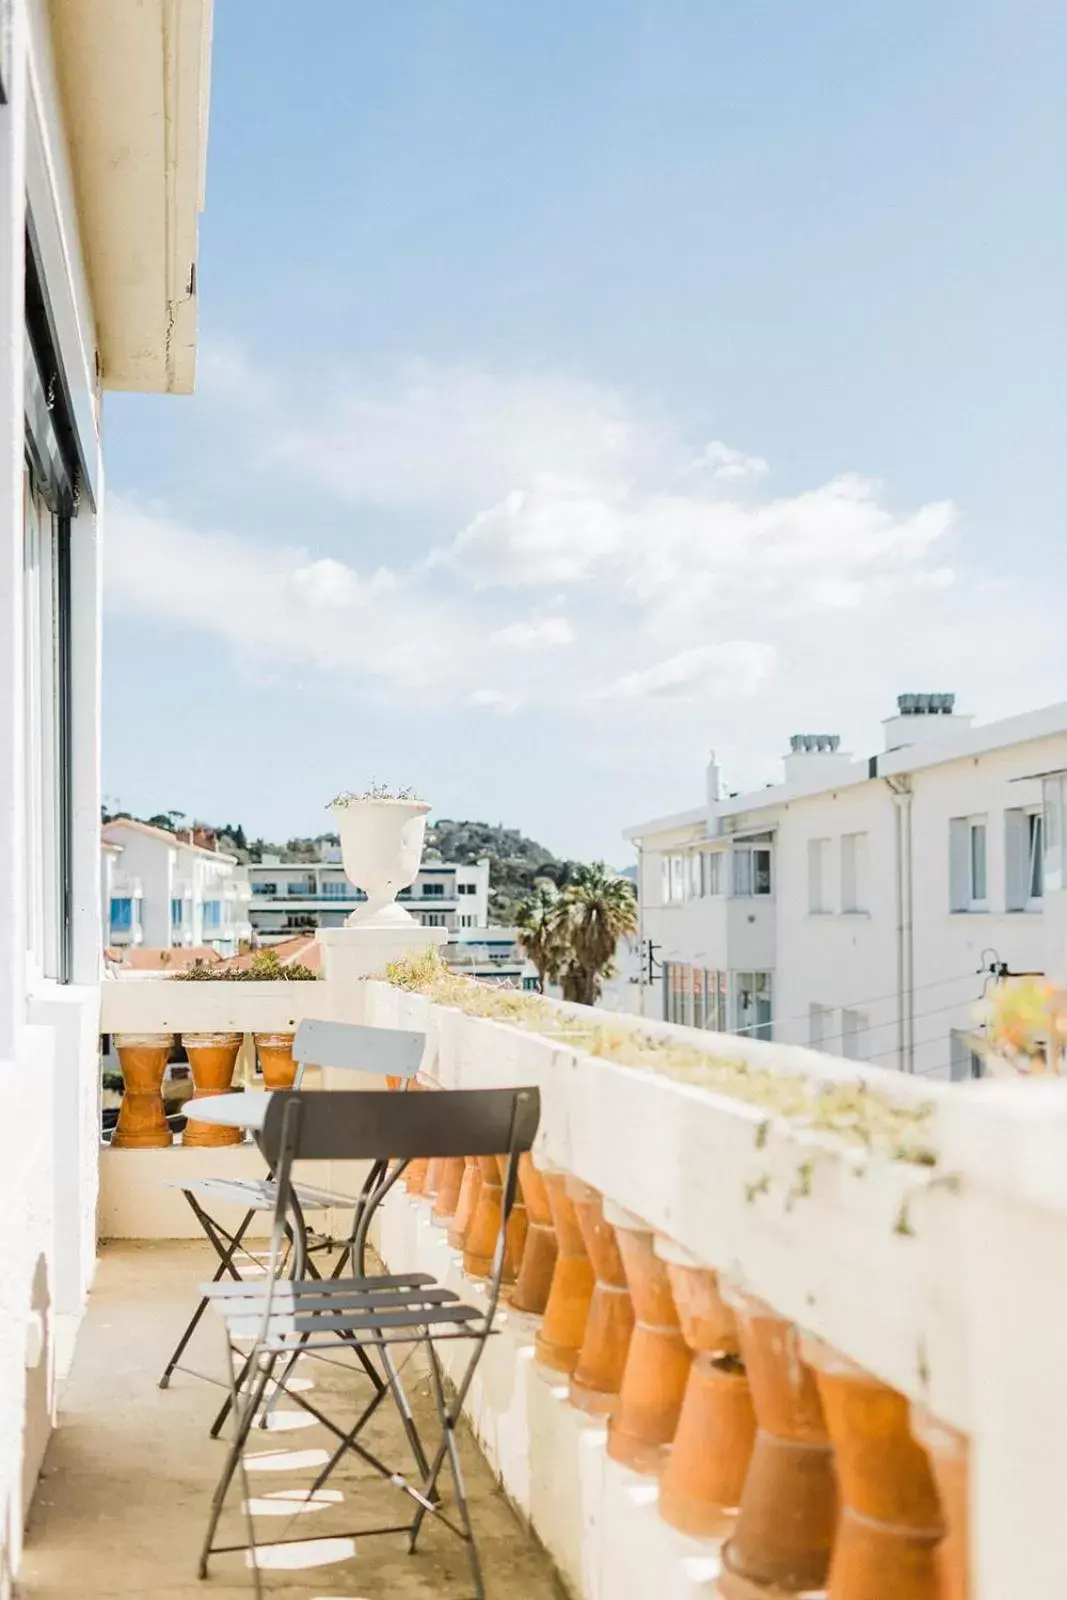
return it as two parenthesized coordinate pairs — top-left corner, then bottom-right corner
(534, 1171), (594, 1374)
(180, 1033), (244, 1148)
(657, 1245), (756, 1537)
(718, 1289), (838, 1599)
(253, 1033), (297, 1090)
(805, 1339), (945, 1600)
(605, 1204), (691, 1475)
(566, 1178), (634, 1417)
(112, 1034), (175, 1149)
(508, 1155), (558, 1316)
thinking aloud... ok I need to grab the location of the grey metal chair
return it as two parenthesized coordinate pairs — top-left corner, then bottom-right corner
(157, 1019), (425, 1409)
(198, 1082), (541, 1600)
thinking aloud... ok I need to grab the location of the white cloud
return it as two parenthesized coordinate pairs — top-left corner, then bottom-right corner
(596, 642), (775, 702)
(466, 688), (519, 714)
(489, 615), (575, 650)
(688, 440), (770, 480)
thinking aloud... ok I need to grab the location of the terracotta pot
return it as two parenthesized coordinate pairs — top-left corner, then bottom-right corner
(464, 1156), (505, 1278)
(606, 1211), (691, 1474)
(657, 1256), (754, 1535)
(447, 1157), (483, 1252)
(253, 1032), (297, 1090)
(807, 1341), (944, 1600)
(534, 1172), (594, 1374)
(112, 1034), (175, 1149)
(911, 1408), (970, 1600)
(719, 1292), (837, 1598)
(567, 1178), (634, 1416)
(181, 1033), (243, 1147)
(509, 1155), (558, 1315)
(432, 1157), (466, 1226)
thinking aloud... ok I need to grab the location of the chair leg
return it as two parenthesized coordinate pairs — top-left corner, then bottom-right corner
(414, 1339), (486, 1599)
(159, 1203), (256, 1389)
(199, 1345), (276, 1582)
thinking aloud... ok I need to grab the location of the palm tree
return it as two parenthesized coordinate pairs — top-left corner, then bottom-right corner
(515, 880), (569, 993)
(557, 863), (638, 1007)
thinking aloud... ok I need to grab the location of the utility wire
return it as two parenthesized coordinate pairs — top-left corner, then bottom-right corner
(728, 966), (984, 1041)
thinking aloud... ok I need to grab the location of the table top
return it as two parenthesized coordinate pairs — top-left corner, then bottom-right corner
(182, 1091), (272, 1131)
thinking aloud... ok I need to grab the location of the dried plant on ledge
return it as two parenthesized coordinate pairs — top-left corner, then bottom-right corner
(384, 951), (936, 1167)
(172, 951), (318, 982)
(329, 783), (423, 808)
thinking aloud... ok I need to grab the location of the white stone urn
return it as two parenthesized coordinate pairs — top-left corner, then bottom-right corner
(330, 796), (432, 927)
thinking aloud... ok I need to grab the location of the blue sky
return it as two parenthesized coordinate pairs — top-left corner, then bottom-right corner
(103, 0), (1066, 861)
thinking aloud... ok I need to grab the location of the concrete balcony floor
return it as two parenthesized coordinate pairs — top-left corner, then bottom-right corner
(24, 1242), (563, 1600)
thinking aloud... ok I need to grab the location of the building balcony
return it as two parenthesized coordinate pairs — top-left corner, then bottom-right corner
(32, 957), (1062, 1597)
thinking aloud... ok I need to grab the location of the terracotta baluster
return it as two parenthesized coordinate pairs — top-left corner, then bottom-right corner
(181, 1033), (243, 1147)
(432, 1157), (466, 1226)
(422, 1156), (444, 1202)
(112, 1034), (175, 1149)
(509, 1155), (558, 1316)
(718, 1290), (837, 1598)
(805, 1340), (945, 1599)
(657, 1244), (756, 1536)
(911, 1408), (970, 1600)
(447, 1158), (483, 1252)
(606, 1204), (691, 1474)
(566, 1178), (634, 1416)
(464, 1157), (505, 1278)
(402, 1082), (430, 1194)
(253, 1032), (297, 1090)
(493, 1155), (528, 1284)
(534, 1171), (594, 1373)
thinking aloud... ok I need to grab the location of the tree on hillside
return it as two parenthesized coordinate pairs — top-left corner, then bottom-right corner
(517, 863), (638, 1007)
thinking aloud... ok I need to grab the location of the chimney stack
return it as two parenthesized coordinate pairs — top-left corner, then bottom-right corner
(782, 733), (853, 783)
(883, 693), (971, 752)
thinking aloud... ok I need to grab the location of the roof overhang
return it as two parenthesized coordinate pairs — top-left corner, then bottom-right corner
(47, 0), (213, 394)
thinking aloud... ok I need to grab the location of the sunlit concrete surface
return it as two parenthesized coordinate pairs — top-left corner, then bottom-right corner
(24, 1242), (564, 1599)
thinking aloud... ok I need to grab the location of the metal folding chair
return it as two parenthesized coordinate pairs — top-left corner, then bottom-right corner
(198, 1083), (541, 1600)
(157, 1019), (425, 1413)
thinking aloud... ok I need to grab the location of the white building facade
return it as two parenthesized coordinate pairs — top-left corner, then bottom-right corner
(249, 853), (491, 941)
(0, 2), (212, 1589)
(100, 820), (251, 955)
(626, 698), (1067, 1081)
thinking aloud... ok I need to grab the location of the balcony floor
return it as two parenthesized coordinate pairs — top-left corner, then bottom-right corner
(24, 1242), (563, 1599)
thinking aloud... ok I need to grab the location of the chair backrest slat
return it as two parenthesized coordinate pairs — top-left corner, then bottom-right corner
(292, 1019), (424, 1080)
(261, 1086), (540, 1166)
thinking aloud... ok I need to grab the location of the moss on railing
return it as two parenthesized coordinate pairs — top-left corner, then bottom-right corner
(385, 953), (937, 1167)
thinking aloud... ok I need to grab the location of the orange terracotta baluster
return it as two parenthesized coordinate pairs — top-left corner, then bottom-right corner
(535, 1171), (594, 1374)
(447, 1157), (483, 1253)
(181, 1033), (243, 1147)
(658, 1248), (756, 1536)
(806, 1341), (945, 1600)
(567, 1178), (634, 1416)
(422, 1156), (445, 1201)
(432, 1157), (467, 1226)
(493, 1155), (528, 1285)
(464, 1156), (505, 1279)
(509, 1155), (558, 1316)
(606, 1205), (691, 1474)
(911, 1408), (970, 1600)
(719, 1290), (837, 1598)
(112, 1035), (175, 1149)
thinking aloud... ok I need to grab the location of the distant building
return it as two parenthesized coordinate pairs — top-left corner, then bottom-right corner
(100, 820), (252, 956)
(440, 927), (538, 988)
(248, 852), (491, 941)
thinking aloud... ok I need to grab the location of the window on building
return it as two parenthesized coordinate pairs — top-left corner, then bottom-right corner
(321, 880), (353, 898)
(171, 899), (184, 926)
(841, 1009), (868, 1061)
(252, 882), (276, 896)
(950, 1029), (985, 1082)
(203, 901), (222, 929)
(707, 970), (727, 1031)
(733, 846), (772, 898)
(458, 882), (476, 895)
(950, 817), (989, 911)
(688, 852), (705, 899)
(422, 911), (446, 927)
(735, 972), (772, 1039)
(841, 832), (869, 913)
(1006, 809), (1046, 910)
(422, 882), (446, 898)
(110, 897), (133, 933)
(705, 853), (723, 896)
(809, 1003), (834, 1050)
(808, 839), (830, 913)
(1043, 774), (1066, 894)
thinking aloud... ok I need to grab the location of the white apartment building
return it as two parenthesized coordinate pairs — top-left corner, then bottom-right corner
(249, 852), (491, 941)
(0, 2), (212, 1588)
(100, 820), (252, 955)
(626, 696), (1067, 1081)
